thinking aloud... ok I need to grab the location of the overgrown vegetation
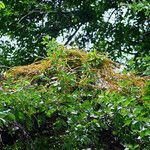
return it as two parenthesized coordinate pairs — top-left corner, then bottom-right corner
(0, 40), (149, 149)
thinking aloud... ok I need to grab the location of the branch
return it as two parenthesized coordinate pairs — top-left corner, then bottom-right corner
(17, 9), (80, 24)
(121, 50), (137, 55)
(107, 8), (116, 22)
(65, 24), (82, 45)
(0, 65), (11, 69)
(18, 10), (35, 23)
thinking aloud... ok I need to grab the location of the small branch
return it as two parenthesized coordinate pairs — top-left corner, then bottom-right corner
(17, 9), (80, 24)
(107, 8), (116, 22)
(18, 10), (36, 24)
(65, 24), (82, 45)
(121, 50), (137, 55)
(0, 65), (11, 69)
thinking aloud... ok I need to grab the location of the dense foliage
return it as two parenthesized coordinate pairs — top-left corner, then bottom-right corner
(0, 0), (149, 149)
(0, 0), (149, 71)
(0, 41), (149, 149)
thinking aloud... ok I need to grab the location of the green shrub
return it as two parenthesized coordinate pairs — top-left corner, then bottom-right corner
(0, 40), (149, 150)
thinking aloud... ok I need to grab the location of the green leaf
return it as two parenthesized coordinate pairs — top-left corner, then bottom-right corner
(0, 2), (5, 9)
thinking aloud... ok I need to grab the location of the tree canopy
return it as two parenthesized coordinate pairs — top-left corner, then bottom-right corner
(0, 0), (149, 70)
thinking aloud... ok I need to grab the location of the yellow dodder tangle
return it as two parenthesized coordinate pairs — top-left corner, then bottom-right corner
(5, 47), (148, 100)
(6, 59), (51, 77)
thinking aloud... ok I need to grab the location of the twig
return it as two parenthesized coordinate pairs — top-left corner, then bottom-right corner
(107, 8), (116, 22)
(65, 24), (82, 45)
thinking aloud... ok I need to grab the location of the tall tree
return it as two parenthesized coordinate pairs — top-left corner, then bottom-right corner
(0, 0), (149, 69)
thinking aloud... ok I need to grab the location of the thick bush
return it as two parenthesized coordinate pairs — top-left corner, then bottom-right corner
(0, 41), (149, 150)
